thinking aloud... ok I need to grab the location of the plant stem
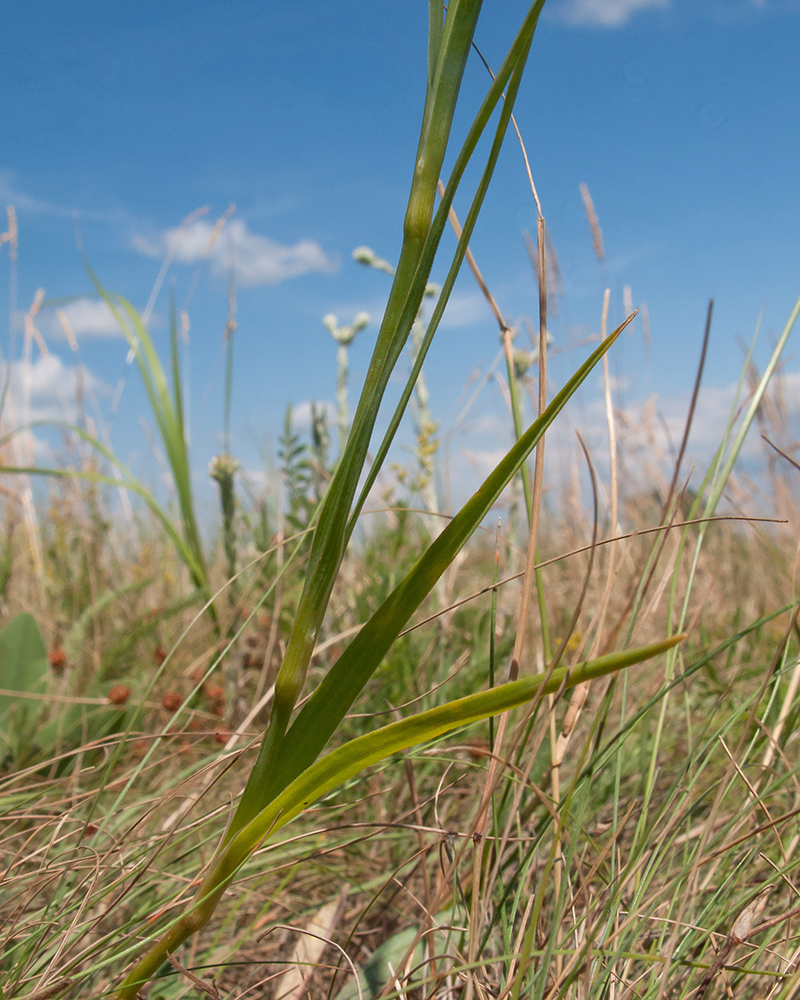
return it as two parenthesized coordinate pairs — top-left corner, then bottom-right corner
(228, 0), (485, 837)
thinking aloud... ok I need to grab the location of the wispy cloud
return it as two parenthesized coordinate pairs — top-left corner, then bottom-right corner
(551, 0), (669, 27)
(133, 218), (339, 287)
(290, 399), (336, 431)
(0, 354), (106, 426)
(39, 298), (122, 340)
(549, 376), (794, 495)
(0, 171), (77, 219)
(448, 367), (797, 510)
(0, 171), (132, 224)
(439, 290), (496, 330)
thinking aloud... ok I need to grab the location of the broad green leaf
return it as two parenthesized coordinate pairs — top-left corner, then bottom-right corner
(0, 613), (48, 759)
(0, 612), (48, 716)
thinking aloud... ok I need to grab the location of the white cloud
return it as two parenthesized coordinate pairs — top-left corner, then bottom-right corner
(547, 377), (794, 498)
(598, 373), (633, 393)
(40, 298), (122, 340)
(551, 0), (669, 27)
(130, 233), (161, 257)
(133, 218), (339, 287)
(0, 354), (106, 428)
(0, 171), (75, 219)
(290, 400), (336, 432)
(461, 412), (512, 437)
(0, 171), (133, 224)
(439, 290), (496, 330)
(444, 369), (800, 514)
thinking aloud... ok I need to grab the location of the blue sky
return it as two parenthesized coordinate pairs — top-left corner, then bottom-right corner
(1, 0), (799, 515)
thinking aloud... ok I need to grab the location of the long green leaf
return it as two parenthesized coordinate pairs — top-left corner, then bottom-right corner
(234, 313), (634, 827)
(111, 634), (684, 1000)
(231, 0), (526, 837)
(82, 264), (213, 623)
(0, 613), (48, 755)
(111, 293), (208, 594)
(230, 636), (686, 857)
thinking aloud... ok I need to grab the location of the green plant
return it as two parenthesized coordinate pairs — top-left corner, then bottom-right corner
(209, 453), (240, 594)
(278, 403), (313, 532)
(0, 613), (48, 767)
(0, 284), (218, 634)
(323, 310), (370, 456)
(105, 4), (682, 995)
(7, 6), (798, 1000)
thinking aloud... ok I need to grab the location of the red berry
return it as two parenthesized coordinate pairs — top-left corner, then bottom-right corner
(49, 647), (67, 672)
(107, 685), (131, 706)
(162, 691), (182, 712)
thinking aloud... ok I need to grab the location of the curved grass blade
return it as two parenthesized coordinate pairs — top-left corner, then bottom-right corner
(83, 267), (215, 625)
(234, 313), (634, 829)
(235, 0), (546, 838)
(0, 422), (208, 592)
(111, 634), (684, 1000)
(232, 636), (685, 854)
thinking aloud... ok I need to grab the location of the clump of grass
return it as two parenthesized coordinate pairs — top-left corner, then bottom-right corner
(2, 4), (800, 1000)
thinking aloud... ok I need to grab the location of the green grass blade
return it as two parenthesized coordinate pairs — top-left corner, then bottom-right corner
(229, 637), (686, 862)
(234, 315), (632, 825)
(169, 284), (186, 440)
(83, 263), (213, 619)
(701, 296), (799, 519)
(232, 2), (542, 838)
(111, 635), (683, 1000)
(427, 1), (445, 96)
(113, 293), (207, 592)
